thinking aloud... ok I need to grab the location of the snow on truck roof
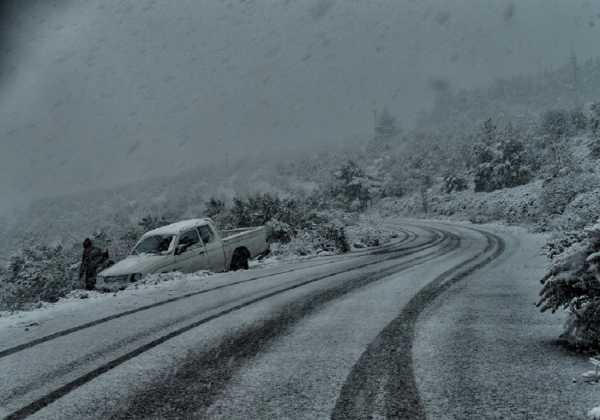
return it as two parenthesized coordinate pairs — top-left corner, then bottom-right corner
(143, 218), (211, 236)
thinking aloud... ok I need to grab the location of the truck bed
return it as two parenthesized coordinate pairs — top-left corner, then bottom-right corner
(222, 226), (270, 259)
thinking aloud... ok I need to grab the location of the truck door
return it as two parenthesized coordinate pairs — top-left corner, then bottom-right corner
(174, 228), (206, 273)
(198, 224), (226, 272)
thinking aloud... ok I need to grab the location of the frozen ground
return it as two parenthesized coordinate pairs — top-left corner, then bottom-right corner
(0, 248), (365, 349)
(0, 218), (595, 419)
(414, 223), (599, 419)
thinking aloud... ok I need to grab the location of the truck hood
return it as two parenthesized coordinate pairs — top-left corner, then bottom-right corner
(99, 254), (172, 277)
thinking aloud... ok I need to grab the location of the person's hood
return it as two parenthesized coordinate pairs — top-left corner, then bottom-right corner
(99, 254), (173, 277)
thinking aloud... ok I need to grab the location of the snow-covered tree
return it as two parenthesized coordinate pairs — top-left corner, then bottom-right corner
(540, 172), (595, 216)
(538, 220), (600, 348)
(404, 154), (435, 212)
(442, 174), (468, 193)
(330, 160), (371, 211)
(471, 119), (532, 192)
(0, 244), (77, 310)
(541, 109), (570, 139)
(539, 109), (578, 176)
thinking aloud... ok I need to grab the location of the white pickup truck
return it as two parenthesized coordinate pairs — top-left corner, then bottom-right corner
(96, 218), (270, 290)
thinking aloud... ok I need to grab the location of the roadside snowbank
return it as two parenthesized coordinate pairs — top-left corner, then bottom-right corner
(0, 270), (217, 330)
(377, 181), (543, 226)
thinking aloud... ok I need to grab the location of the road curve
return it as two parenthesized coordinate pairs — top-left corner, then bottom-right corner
(0, 220), (506, 420)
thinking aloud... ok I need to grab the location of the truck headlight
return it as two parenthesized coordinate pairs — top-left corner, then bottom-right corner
(130, 273), (143, 282)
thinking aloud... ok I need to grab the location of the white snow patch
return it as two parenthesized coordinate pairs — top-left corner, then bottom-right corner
(589, 406), (600, 419)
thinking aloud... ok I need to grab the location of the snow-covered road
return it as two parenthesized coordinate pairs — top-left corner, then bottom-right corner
(0, 220), (589, 419)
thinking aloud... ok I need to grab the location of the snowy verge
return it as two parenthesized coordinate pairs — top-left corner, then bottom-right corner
(376, 181), (543, 227)
(0, 270), (217, 331)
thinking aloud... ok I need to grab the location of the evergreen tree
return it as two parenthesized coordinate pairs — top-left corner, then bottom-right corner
(471, 119), (532, 192)
(331, 160), (371, 210)
(538, 221), (600, 347)
(1, 244), (76, 310)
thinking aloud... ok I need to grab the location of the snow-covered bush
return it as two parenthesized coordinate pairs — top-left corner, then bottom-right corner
(270, 220), (350, 257)
(328, 160), (372, 211)
(203, 192), (352, 256)
(471, 120), (532, 192)
(588, 406), (600, 419)
(265, 219), (294, 243)
(316, 221), (351, 254)
(540, 173), (596, 217)
(0, 245), (78, 311)
(537, 109), (584, 176)
(345, 218), (396, 249)
(442, 174), (468, 194)
(363, 157), (404, 200)
(228, 194), (283, 227)
(570, 108), (589, 133)
(549, 188), (600, 231)
(207, 192), (319, 232)
(544, 230), (590, 261)
(541, 109), (571, 139)
(538, 220), (600, 348)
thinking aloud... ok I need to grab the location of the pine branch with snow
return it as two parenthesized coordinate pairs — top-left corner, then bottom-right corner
(539, 220), (600, 347)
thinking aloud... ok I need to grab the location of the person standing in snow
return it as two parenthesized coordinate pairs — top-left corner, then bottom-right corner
(79, 238), (109, 290)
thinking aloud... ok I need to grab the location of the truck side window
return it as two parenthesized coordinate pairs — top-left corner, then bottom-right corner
(178, 229), (200, 249)
(198, 225), (214, 244)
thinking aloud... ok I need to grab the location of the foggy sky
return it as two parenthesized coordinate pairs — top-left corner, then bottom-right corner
(1, 0), (600, 209)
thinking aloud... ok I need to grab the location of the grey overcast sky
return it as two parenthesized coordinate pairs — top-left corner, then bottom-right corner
(1, 0), (600, 207)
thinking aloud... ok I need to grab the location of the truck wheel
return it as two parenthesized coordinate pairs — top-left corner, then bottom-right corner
(231, 249), (249, 271)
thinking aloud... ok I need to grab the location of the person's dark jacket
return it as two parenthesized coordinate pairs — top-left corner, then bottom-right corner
(79, 245), (109, 290)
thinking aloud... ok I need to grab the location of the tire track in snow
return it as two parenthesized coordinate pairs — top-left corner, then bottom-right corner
(331, 226), (505, 420)
(3, 227), (446, 420)
(107, 229), (460, 419)
(1, 230), (417, 407)
(0, 229), (417, 361)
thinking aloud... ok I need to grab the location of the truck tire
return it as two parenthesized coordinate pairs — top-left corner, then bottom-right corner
(231, 248), (249, 271)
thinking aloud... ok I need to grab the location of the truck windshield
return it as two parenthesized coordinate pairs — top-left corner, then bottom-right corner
(132, 235), (175, 255)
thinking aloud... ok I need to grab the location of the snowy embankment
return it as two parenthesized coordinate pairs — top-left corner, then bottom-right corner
(378, 180), (547, 227)
(378, 181), (543, 226)
(378, 135), (600, 232)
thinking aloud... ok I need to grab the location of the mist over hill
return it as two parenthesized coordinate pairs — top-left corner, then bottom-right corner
(419, 55), (600, 130)
(4, 52), (600, 260)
